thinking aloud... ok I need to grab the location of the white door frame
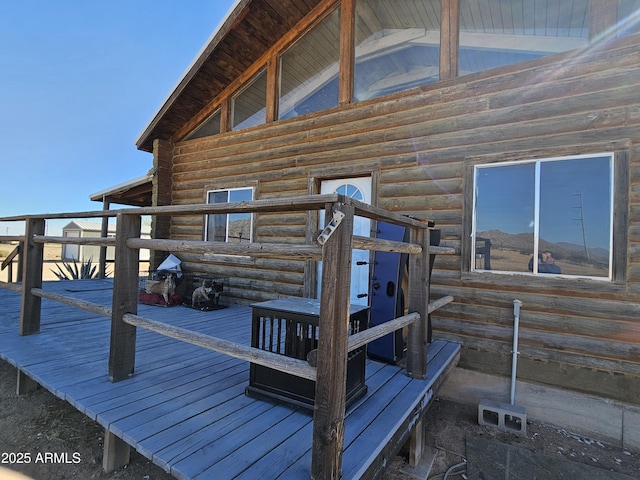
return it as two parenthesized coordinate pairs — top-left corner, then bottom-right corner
(319, 176), (372, 305)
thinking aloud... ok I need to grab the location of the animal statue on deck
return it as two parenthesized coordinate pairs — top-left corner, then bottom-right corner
(191, 280), (224, 309)
(192, 285), (213, 308)
(146, 274), (176, 304)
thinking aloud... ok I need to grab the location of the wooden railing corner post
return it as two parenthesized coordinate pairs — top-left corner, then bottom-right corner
(311, 202), (354, 480)
(406, 226), (430, 379)
(19, 218), (45, 336)
(109, 213), (141, 382)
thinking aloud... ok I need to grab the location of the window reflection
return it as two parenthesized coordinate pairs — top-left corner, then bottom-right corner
(474, 155), (613, 278)
(232, 70), (267, 131)
(185, 109), (221, 141)
(459, 0), (590, 76)
(279, 8), (340, 120)
(206, 188), (253, 243)
(474, 163), (535, 273)
(354, 0), (441, 102)
(618, 1), (640, 36)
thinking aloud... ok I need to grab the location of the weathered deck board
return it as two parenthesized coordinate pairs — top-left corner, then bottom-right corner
(0, 280), (460, 480)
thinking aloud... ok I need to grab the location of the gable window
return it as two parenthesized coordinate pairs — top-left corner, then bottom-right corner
(472, 154), (614, 279)
(185, 109), (221, 141)
(459, 0), (590, 76)
(278, 7), (340, 120)
(206, 187), (254, 243)
(232, 69), (267, 131)
(354, 0), (441, 102)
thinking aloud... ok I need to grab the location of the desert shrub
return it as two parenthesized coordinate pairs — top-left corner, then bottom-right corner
(51, 257), (104, 280)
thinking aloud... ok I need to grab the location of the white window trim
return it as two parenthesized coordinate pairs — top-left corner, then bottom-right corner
(205, 186), (255, 243)
(471, 152), (615, 281)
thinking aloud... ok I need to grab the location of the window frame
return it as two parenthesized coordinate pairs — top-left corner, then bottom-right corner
(231, 68), (267, 131)
(177, 0), (637, 143)
(462, 147), (629, 286)
(277, 5), (341, 120)
(204, 186), (255, 243)
(184, 108), (222, 141)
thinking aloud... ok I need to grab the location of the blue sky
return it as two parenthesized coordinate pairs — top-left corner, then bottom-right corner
(0, 1), (235, 235)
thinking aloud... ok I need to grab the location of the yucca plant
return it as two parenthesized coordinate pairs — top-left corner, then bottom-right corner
(51, 257), (102, 280)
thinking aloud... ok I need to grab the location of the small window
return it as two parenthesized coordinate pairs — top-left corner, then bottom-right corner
(278, 7), (340, 120)
(206, 187), (254, 243)
(232, 69), (267, 131)
(185, 109), (221, 141)
(472, 154), (614, 279)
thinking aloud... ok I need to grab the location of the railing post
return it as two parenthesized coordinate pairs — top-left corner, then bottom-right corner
(406, 226), (430, 379)
(99, 198), (111, 279)
(17, 241), (24, 282)
(109, 213), (141, 382)
(312, 202), (354, 480)
(20, 218), (45, 335)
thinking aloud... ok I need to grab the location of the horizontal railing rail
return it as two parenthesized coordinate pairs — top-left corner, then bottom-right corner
(33, 235), (116, 247)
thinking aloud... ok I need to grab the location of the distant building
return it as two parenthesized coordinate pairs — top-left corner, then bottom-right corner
(61, 221), (151, 262)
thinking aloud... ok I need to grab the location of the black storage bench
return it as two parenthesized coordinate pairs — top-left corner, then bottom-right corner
(246, 297), (369, 412)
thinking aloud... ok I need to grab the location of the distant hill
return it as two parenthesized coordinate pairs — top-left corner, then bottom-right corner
(477, 230), (609, 263)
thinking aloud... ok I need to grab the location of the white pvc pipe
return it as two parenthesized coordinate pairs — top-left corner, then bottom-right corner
(510, 299), (522, 405)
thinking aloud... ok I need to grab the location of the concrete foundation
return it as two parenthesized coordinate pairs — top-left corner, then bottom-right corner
(439, 367), (640, 451)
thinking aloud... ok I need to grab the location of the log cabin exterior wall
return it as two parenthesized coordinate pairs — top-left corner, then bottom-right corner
(148, 10), (640, 404)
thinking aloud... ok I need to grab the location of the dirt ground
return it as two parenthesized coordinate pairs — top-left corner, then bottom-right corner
(388, 397), (640, 479)
(1, 360), (638, 480)
(0, 243), (70, 283)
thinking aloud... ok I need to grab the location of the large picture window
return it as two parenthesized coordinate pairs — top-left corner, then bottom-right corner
(206, 187), (254, 243)
(459, 0), (590, 76)
(472, 154), (614, 279)
(354, 0), (441, 102)
(278, 7), (340, 120)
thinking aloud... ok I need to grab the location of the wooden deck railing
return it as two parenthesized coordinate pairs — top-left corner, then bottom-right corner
(0, 194), (455, 480)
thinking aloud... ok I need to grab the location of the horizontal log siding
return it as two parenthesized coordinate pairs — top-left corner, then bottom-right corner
(169, 34), (640, 403)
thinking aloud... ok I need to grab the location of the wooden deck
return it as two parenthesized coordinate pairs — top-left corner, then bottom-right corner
(0, 279), (460, 480)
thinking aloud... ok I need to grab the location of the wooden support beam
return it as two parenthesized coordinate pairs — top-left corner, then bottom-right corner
(406, 227), (430, 379)
(312, 203), (354, 480)
(16, 370), (39, 395)
(409, 418), (424, 468)
(102, 430), (130, 473)
(266, 56), (279, 122)
(109, 213), (140, 382)
(20, 218), (45, 336)
(151, 138), (173, 271)
(440, 0), (460, 80)
(339, 0), (355, 105)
